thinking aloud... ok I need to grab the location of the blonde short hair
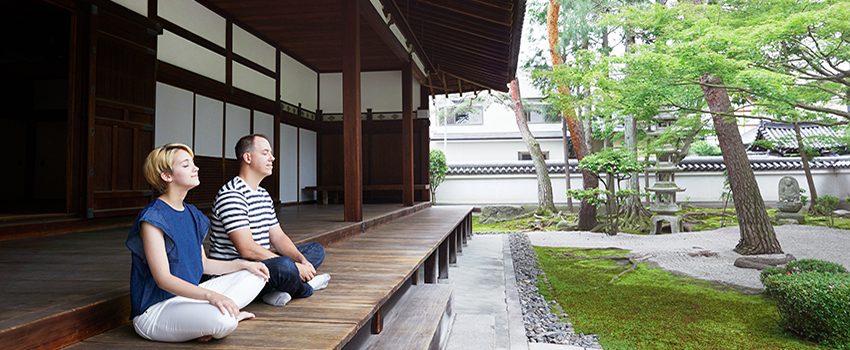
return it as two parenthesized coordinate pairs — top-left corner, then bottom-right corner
(143, 143), (194, 194)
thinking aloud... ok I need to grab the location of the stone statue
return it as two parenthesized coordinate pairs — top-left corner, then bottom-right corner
(775, 176), (805, 224)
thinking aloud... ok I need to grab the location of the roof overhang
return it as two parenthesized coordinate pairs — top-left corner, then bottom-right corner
(201, 0), (523, 94)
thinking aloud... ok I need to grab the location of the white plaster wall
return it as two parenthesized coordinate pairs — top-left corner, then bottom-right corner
(279, 124), (299, 203)
(158, 30), (226, 83)
(232, 61), (275, 101)
(320, 71), (412, 113)
(158, 0), (225, 47)
(281, 53), (318, 111)
(253, 111), (275, 144)
(194, 95), (223, 158)
(413, 81), (421, 110)
(434, 169), (850, 205)
(111, 0), (146, 16)
(362, 71), (402, 112)
(224, 104), (251, 159)
(435, 173), (578, 205)
(154, 82), (194, 148)
(431, 139), (566, 163)
(299, 129), (317, 201)
(232, 25), (276, 71)
(319, 73), (342, 113)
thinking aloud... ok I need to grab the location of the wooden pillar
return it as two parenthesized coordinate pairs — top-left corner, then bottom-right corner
(449, 228), (457, 264)
(461, 215), (469, 245)
(424, 252), (437, 283)
(343, 0), (362, 222)
(402, 58), (414, 206)
(456, 223), (463, 253)
(439, 239), (449, 279)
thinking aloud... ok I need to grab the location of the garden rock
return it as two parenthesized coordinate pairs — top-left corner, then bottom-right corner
(776, 218), (800, 225)
(734, 253), (796, 270)
(478, 205), (526, 224)
(833, 209), (850, 218)
(555, 220), (575, 230)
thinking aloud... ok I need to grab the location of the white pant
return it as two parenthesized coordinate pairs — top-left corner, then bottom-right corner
(132, 270), (265, 342)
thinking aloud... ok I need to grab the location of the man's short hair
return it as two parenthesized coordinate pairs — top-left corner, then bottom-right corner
(235, 134), (269, 161)
(143, 143), (194, 194)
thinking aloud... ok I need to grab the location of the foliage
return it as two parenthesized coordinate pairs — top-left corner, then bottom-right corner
(689, 139), (722, 156)
(761, 259), (849, 284)
(569, 147), (645, 234)
(535, 246), (825, 349)
(814, 195), (840, 227)
(762, 271), (850, 349)
(604, 0), (850, 127)
(429, 149), (447, 204)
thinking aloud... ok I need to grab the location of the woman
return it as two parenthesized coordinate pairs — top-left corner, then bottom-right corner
(127, 143), (269, 342)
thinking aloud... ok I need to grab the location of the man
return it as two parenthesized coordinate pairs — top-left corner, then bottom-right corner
(210, 134), (330, 306)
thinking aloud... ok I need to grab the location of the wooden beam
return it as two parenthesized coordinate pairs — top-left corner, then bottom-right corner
(359, 0), (409, 63)
(402, 57), (414, 206)
(343, 0), (363, 222)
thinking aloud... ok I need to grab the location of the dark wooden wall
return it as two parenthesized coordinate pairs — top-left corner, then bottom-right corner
(320, 117), (430, 203)
(86, 8), (158, 217)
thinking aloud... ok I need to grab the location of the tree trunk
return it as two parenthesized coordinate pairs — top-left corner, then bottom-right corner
(794, 122), (819, 213)
(578, 105), (599, 231)
(510, 79), (556, 214)
(562, 117), (573, 211)
(700, 74), (782, 255)
(548, 0), (595, 223)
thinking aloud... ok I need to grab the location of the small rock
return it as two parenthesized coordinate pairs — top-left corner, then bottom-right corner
(833, 209), (850, 218)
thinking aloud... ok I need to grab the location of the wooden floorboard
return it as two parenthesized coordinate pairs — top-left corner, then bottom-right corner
(63, 205), (472, 350)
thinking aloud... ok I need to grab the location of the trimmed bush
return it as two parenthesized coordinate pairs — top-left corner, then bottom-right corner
(762, 271), (850, 349)
(759, 259), (848, 284)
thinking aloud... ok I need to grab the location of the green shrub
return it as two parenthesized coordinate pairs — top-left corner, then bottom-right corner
(762, 270), (850, 349)
(760, 259), (848, 284)
(689, 139), (722, 156)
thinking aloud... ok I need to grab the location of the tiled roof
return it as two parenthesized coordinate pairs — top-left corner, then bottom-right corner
(446, 155), (850, 175)
(748, 121), (846, 155)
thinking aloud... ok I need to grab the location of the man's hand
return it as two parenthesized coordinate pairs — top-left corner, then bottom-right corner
(295, 261), (316, 282)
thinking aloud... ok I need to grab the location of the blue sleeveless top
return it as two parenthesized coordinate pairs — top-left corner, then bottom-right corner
(126, 199), (208, 319)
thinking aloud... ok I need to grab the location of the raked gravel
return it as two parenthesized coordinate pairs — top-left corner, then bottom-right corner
(526, 225), (850, 293)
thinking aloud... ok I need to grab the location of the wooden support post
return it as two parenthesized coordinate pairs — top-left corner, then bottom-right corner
(461, 216), (469, 245)
(402, 58), (414, 206)
(449, 228), (457, 264)
(439, 239), (449, 279)
(371, 307), (383, 334)
(456, 223), (463, 253)
(468, 215), (473, 240)
(424, 252), (437, 283)
(412, 266), (420, 285)
(343, 0), (362, 222)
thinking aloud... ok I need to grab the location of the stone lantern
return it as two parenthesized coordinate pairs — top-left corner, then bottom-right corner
(647, 111), (686, 234)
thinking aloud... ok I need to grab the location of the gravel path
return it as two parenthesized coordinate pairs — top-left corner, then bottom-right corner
(526, 225), (850, 292)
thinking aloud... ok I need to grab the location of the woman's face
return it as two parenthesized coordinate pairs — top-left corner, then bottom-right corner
(167, 149), (200, 191)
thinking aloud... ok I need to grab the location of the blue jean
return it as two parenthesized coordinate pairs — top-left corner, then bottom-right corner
(259, 242), (325, 299)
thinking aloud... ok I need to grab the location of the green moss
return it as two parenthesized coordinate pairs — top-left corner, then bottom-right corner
(535, 247), (829, 350)
(471, 215), (563, 233)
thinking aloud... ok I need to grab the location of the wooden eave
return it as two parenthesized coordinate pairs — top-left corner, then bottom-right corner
(201, 0), (523, 95)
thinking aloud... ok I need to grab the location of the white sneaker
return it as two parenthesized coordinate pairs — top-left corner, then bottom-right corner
(262, 291), (292, 306)
(308, 273), (331, 291)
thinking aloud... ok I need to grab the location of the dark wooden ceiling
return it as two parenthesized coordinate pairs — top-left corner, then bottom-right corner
(202, 0), (523, 93)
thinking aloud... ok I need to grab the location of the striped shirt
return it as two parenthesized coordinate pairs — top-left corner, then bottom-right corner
(209, 176), (279, 261)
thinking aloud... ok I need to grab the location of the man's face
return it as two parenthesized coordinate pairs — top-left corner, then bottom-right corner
(249, 136), (275, 177)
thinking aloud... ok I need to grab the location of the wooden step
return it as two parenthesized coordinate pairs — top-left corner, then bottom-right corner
(345, 284), (454, 350)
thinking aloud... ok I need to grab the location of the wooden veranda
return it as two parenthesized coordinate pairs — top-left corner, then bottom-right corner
(0, 203), (473, 350)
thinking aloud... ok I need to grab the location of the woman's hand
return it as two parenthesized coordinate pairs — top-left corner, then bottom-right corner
(244, 261), (270, 281)
(207, 291), (240, 318)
